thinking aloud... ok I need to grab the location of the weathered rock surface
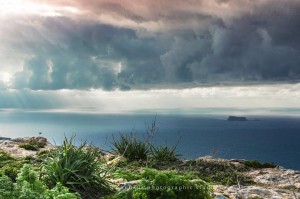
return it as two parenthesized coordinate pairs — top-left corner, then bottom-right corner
(117, 180), (142, 190)
(0, 136), (53, 158)
(246, 168), (300, 189)
(214, 185), (299, 199)
(212, 160), (300, 199)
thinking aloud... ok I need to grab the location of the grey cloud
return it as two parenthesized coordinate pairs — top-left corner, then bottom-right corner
(0, 83), (7, 90)
(2, 0), (300, 90)
(9, 17), (167, 90)
(158, 1), (300, 85)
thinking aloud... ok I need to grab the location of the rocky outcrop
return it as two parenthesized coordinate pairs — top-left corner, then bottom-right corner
(107, 156), (300, 198)
(246, 168), (300, 189)
(227, 116), (248, 121)
(1, 138), (299, 198)
(214, 185), (299, 199)
(212, 159), (300, 199)
(0, 136), (53, 158)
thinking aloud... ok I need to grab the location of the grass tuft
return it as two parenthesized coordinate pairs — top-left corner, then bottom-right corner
(150, 145), (181, 163)
(244, 160), (277, 169)
(112, 133), (149, 161)
(19, 137), (47, 151)
(42, 136), (112, 198)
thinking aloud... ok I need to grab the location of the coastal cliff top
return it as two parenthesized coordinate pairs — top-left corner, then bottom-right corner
(0, 136), (53, 158)
(0, 137), (299, 199)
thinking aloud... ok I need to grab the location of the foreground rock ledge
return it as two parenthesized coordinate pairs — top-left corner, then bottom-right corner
(0, 136), (53, 158)
(1, 137), (299, 199)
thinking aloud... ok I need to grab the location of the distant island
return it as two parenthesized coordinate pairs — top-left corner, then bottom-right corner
(227, 116), (248, 121)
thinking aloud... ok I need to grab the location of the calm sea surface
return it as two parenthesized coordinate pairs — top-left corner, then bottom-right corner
(1, 111), (300, 170)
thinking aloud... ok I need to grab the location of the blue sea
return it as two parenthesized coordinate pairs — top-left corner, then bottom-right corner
(1, 109), (300, 170)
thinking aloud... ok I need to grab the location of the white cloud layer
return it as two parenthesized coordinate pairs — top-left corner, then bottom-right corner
(1, 84), (300, 112)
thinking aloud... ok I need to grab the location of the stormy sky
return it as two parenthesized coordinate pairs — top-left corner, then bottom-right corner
(0, 0), (300, 111)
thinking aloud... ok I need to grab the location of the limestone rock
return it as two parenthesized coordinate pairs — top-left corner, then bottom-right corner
(107, 156), (127, 165)
(0, 136), (53, 158)
(246, 168), (300, 189)
(213, 185), (300, 199)
(117, 180), (141, 190)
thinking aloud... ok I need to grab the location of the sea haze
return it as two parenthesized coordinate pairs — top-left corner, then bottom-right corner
(0, 109), (300, 170)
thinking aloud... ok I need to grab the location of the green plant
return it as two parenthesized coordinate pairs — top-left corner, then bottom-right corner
(191, 159), (254, 186)
(44, 183), (80, 199)
(43, 136), (112, 198)
(112, 133), (149, 161)
(35, 149), (57, 164)
(0, 174), (14, 199)
(0, 160), (24, 181)
(244, 160), (277, 169)
(19, 144), (39, 151)
(19, 137), (47, 151)
(111, 168), (142, 181)
(111, 169), (213, 199)
(0, 164), (80, 199)
(14, 164), (46, 199)
(0, 151), (14, 162)
(0, 151), (28, 182)
(150, 145), (181, 163)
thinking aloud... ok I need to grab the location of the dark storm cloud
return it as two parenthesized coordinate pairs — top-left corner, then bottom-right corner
(5, 0), (300, 90)
(10, 17), (166, 90)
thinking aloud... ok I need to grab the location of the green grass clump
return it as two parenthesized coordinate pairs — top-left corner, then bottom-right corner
(190, 159), (254, 186)
(244, 160), (277, 169)
(0, 164), (80, 199)
(19, 138), (47, 151)
(19, 144), (38, 151)
(0, 151), (24, 181)
(111, 168), (142, 181)
(0, 174), (14, 199)
(42, 137), (112, 198)
(150, 145), (181, 163)
(112, 119), (182, 165)
(0, 161), (24, 181)
(110, 168), (213, 199)
(112, 133), (149, 161)
(0, 151), (14, 162)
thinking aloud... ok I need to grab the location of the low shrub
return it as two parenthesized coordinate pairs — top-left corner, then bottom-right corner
(14, 164), (47, 199)
(191, 159), (254, 186)
(0, 160), (24, 181)
(112, 119), (182, 164)
(244, 160), (277, 169)
(112, 133), (149, 161)
(0, 174), (14, 199)
(111, 168), (142, 181)
(35, 149), (57, 164)
(111, 169), (213, 199)
(44, 183), (80, 199)
(0, 164), (79, 199)
(0, 151), (14, 162)
(42, 137), (112, 198)
(19, 137), (47, 151)
(150, 145), (181, 163)
(0, 151), (26, 181)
